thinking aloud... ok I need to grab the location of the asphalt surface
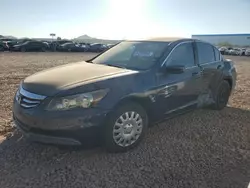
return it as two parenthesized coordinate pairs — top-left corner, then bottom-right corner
(0, 53), (249, 188)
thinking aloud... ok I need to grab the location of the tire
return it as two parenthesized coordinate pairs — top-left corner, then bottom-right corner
(104, 102), (148, 153)
(211, 80), (231, 110)
(21, 47), (26, 52)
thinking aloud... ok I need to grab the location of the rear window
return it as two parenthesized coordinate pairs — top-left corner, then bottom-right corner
(196, 42), (215, 64)
(213, 47), (221, 61)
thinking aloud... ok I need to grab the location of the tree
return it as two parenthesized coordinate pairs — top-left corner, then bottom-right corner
(218, 42), (233, 47)
(57, 37), (61, 41)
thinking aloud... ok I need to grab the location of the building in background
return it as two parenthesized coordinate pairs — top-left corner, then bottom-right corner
(192, 34), (250, 47)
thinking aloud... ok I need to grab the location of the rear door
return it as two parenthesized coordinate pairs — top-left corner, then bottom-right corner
(28, 42), (38, 51)
(195, 42), (224, 100)
(155, 41), (203, 117)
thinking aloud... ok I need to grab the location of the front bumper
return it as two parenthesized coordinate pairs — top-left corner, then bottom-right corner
(13, 99), (109, 146)
(13, 116), (102, 145)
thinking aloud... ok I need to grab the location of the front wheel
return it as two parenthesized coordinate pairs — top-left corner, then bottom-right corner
(212, 80), (231, 110)
(104, 102), (148, 153)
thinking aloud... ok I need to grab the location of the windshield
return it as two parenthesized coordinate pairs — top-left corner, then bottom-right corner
(91, 41), (169, 70)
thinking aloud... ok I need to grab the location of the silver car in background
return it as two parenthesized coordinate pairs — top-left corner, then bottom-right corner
(245, 49), (250, 56)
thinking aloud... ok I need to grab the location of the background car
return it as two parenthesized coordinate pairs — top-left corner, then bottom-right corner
(241, 48), (246, 56)
(42, 41), (51, 50)
(88, 43), (107, 52)
(0, 42), (5, 51)
(224, 47), (233, 55)
(106, 44), (116, 49)
(0, 38), (18, 51)
(245, 49), (250, 56)
(3, 40), (19, 51)
(10, 40), (48, 52)
(57, 42), (87, 52)
(219, 47), (227, 55)
(227, 48), (235, 55)
(230, 48), (242, 56)
(50, 40), (73, 51)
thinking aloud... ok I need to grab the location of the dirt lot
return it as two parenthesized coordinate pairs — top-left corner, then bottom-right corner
(0, 52), (249, 188)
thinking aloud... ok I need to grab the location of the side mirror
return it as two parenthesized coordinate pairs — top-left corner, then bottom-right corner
(165, 65), (185, 74)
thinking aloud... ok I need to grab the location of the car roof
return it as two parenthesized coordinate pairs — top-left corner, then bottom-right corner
(125, 37), (195, 43)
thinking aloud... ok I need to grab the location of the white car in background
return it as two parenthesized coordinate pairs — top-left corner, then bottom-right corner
(245, 49), (250, 56)
(235, 48), (244, 56)
(228, 49), (236, 55)
(229, 48), (243, 56)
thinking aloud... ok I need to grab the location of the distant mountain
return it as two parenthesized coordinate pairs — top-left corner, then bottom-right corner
(74, 34), (122, 44)
(76, 34), (93, 40)
(0, 34), (122, 44)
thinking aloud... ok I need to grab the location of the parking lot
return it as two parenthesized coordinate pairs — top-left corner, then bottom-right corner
(0, 52), (249, 188)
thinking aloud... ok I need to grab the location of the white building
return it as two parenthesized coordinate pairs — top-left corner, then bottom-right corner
(192, 34), (250, 47)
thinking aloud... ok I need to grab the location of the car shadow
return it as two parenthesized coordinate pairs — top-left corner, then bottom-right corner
(0, 106), (249, 188)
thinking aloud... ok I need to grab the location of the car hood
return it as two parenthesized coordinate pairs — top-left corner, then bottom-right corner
(22, 62), (137, 96)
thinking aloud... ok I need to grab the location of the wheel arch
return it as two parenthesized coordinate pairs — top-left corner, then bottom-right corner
(223, 76), (233, 91)
(106, 95), (152, 121)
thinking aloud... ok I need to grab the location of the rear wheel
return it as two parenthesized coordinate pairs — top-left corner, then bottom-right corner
(212, 80), (231, 110)
(104, 102), (148, 153)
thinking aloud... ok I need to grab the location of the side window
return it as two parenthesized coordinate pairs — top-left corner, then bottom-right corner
(213, 47), (221, 61)
(167, 42), (195, 68)
(196, 42), (215, 64)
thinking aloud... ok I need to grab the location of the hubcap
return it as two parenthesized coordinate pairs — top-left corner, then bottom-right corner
(113, 111), (143, 147)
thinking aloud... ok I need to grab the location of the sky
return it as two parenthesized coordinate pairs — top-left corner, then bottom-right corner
(1, 0), (250, 40)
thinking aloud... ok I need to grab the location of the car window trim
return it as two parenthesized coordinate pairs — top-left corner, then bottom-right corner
(161, 41), (196, 68)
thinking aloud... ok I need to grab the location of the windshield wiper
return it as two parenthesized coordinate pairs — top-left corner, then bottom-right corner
(85, 60), (93, 63)
(105, 63), (127, 69)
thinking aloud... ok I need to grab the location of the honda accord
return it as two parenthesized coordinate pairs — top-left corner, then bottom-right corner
(13, 38), (237, 152)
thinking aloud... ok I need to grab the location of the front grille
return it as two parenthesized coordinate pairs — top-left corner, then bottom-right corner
(16, 87), (46, 109)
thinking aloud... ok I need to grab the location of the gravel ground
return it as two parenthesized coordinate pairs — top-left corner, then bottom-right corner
(0, 53), (250, 188)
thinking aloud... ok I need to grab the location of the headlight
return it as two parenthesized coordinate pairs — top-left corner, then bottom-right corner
(46, 89), (109, 111)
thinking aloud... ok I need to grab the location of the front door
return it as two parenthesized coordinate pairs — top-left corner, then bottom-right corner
(154, 42), (203, 118)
